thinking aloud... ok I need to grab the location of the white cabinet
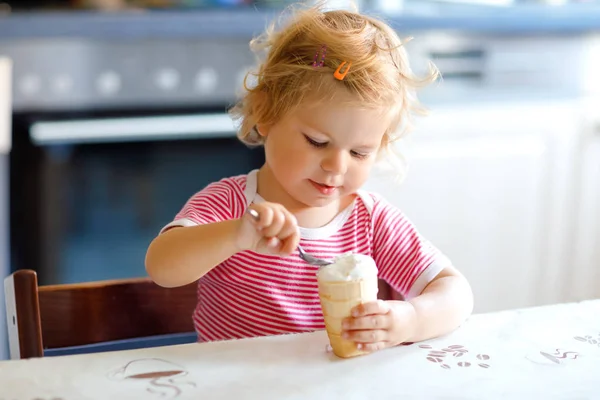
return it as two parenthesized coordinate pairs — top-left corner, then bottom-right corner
(567, 98), (600, 303)
(364, 100), (581, 313)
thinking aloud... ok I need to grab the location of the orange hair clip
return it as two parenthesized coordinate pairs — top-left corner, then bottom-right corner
(333, 61), (352, 81)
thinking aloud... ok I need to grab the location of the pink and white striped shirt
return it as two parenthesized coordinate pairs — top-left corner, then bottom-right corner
(161, 170), (452, 342)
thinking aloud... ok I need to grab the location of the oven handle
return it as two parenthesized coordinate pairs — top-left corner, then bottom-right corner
(29, 113), (238, 145)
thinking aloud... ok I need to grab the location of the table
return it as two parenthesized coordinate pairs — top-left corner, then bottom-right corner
(1, 299), (599, 399)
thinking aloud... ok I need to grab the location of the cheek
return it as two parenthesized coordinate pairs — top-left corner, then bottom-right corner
(267, 136), (311, 173)
(348, 160), (375, 185)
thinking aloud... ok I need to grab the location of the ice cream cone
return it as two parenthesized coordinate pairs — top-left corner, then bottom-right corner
(317, 257), (379, 358)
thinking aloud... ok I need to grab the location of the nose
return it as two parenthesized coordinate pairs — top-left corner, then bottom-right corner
(320, 148), (348, 175)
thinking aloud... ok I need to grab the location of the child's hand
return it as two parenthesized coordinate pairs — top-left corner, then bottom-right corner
(236, 203), (301, 256)
(341, 300), (417, 353)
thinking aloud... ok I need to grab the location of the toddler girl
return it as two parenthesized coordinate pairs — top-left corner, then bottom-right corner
(145, 3), (473, 353)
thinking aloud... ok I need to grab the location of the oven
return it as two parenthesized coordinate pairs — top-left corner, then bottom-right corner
(2, 36), (264, 286)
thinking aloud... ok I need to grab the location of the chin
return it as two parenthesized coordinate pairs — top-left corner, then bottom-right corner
(298, 194), (340, 208)
(307, 199), (334, 208)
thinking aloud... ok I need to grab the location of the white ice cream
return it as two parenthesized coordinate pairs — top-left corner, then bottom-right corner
(316, 253), (378, 282)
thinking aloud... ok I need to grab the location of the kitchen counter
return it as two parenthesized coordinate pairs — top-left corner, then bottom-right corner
(2, 4), (600, 40)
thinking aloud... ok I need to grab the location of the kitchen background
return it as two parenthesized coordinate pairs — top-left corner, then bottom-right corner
(1, 0), (600, 360)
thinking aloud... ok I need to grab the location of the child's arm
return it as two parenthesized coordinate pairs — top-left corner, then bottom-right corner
(403, 266), (473, 341)
(145, 202), (300, 288)
(145, 219), (241, 288)
(342, 267), (472, 351)
(341, 194), (473, 351)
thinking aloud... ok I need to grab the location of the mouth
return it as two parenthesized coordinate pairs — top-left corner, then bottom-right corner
(309, 180), (339, 195)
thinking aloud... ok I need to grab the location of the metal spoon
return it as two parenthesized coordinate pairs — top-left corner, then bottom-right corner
(246, 208), (333, 267)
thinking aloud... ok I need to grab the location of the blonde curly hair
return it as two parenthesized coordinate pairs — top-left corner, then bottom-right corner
(229, 2), (439, 176)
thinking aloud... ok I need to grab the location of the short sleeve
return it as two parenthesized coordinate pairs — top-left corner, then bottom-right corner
(159, 178), (245, 234)
(370, 194), (453, 300)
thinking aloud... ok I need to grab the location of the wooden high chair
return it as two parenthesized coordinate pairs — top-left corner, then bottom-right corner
(4, 269), (198, 360)
(4, 270), (402, 360)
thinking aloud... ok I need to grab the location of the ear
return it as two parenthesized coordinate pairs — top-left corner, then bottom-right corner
(256, 123), (271, 137)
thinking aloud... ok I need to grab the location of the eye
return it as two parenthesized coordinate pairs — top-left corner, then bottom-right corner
(303, 134), (327, 148)
(350, 150), (369, 160)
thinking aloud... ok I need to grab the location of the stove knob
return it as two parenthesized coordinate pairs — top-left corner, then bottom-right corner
(52, 74), (73, 94)
(155, 68), (180, 91)
(195, 68), (218, 94)
(19, 74), (41, 96)
(97, 71), (121, 96)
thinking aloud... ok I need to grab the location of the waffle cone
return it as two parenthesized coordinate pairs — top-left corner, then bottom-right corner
(317, 276), (378, 358)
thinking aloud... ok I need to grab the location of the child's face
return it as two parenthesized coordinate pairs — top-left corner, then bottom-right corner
(259, 97), (390, 208)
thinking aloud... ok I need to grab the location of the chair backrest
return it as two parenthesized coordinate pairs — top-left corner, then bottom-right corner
(4, 269), (198, 359)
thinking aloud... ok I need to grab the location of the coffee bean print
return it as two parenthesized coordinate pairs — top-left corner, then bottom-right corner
(471, 355), (492, 368)
(428, 351), (447, 357)
(574, 333), (600, 348)
(427, 355), (447, 363)
(443, 347), (468, 353)
(427, 356), (444, 363)
(420, 344), (492, 370)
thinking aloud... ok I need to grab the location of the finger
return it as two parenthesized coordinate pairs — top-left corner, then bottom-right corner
(257, 236), (282, 255)
(343, 329), (388, 344)
(277, 208), (298, 240)
(278, 231), (300, 256)
(357, 342), (387, 352)
(351, 300), (390, 317)
(261, 207), (285, 238)
(245, 208), (260, 224)
(277, 210), (300, 255)
(343, 314), (391, 331)
(266, 237), (282, 253)
(252, 205), (273, 230)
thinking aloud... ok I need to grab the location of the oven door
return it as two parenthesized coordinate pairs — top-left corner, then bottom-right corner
(10, 111), (264, 285)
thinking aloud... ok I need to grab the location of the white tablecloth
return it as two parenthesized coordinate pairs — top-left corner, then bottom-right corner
(1, 299), (599, 399)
